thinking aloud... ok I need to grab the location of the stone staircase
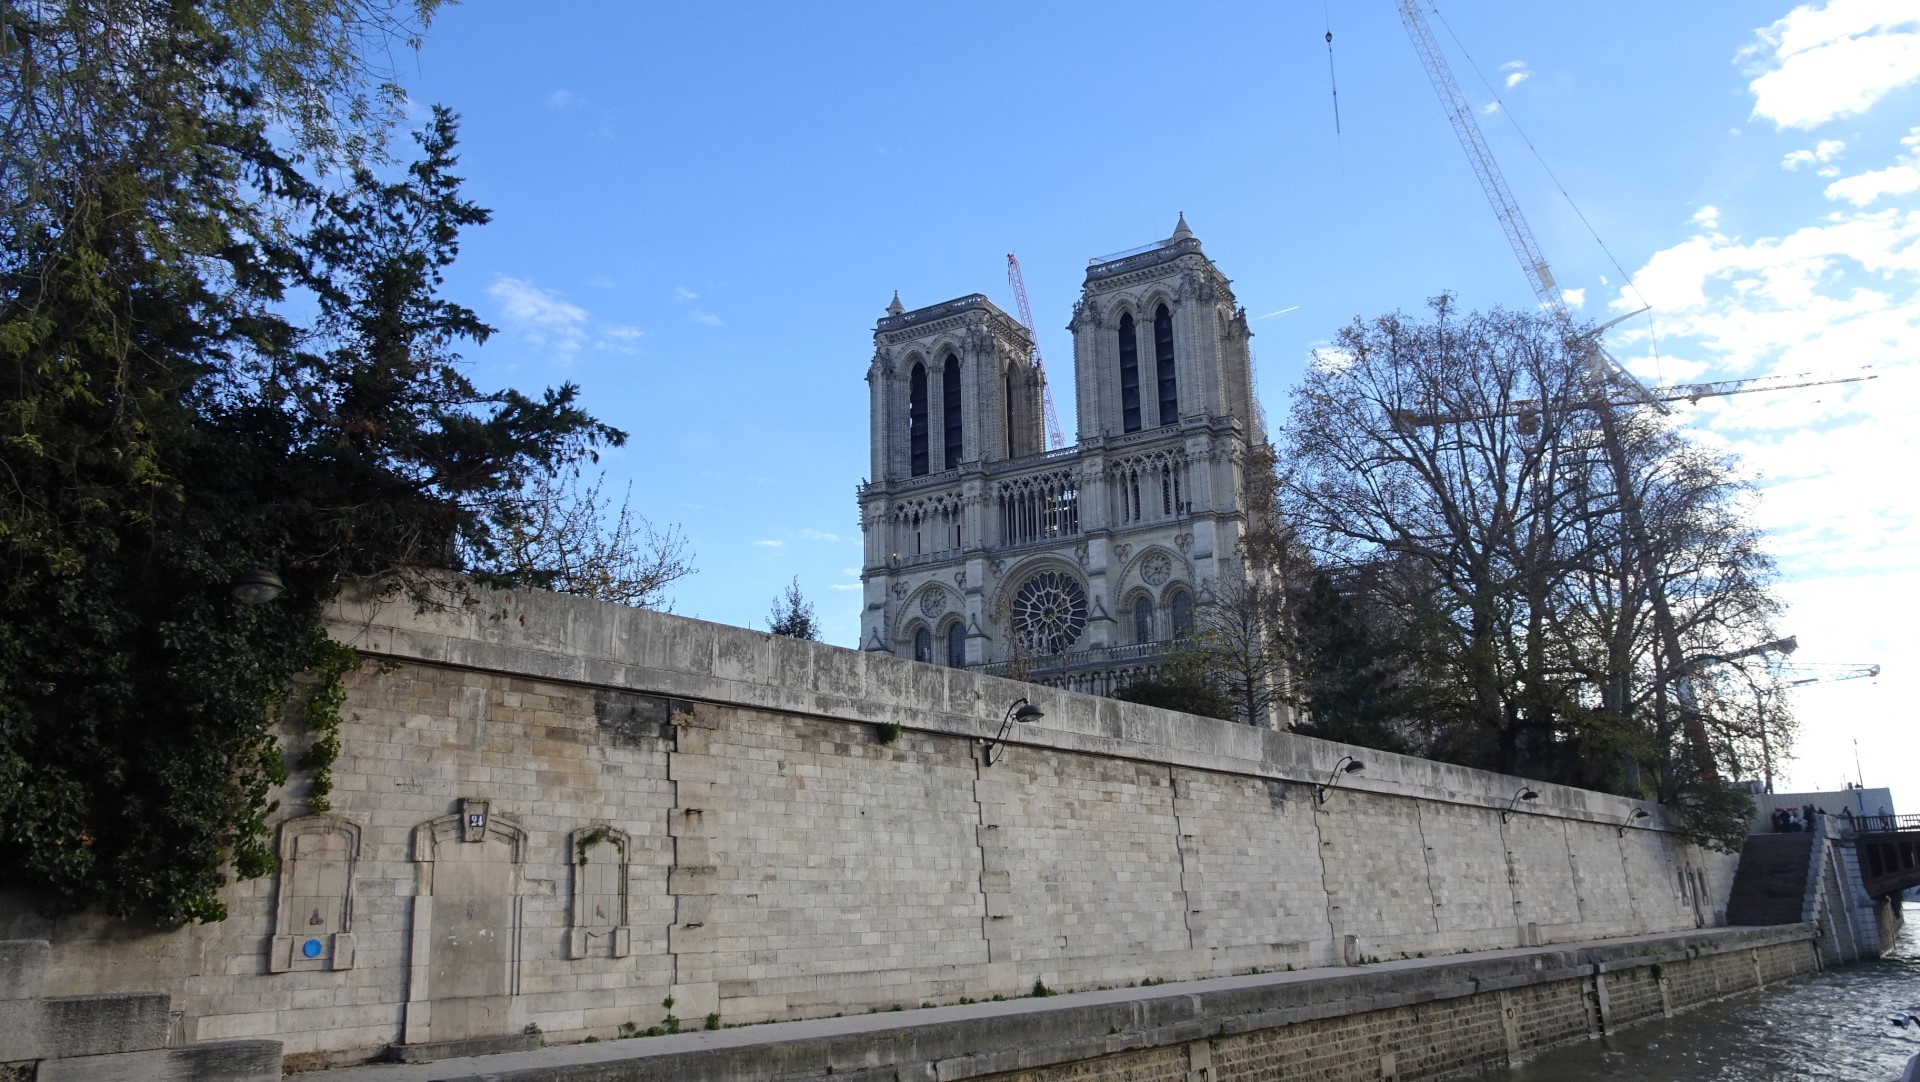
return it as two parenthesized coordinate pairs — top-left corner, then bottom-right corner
(1726, 832), (1816, 926)
(0, 940), (280, 1080)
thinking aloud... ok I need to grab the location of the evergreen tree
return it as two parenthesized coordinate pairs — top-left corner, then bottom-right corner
(768, 578), (819, 640)
(0, 3), (641, 923)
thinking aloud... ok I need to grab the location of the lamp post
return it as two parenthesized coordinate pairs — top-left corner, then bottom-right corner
(1315, 755), (1366, 804)
(982, 697), (1045, 767)
(229, 569), (286, 605)
(1502, 786), (1540, 824)
(1617, 807), (1650, 837)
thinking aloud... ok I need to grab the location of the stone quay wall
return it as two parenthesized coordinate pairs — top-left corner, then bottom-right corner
(1, 584), (1741, 1066)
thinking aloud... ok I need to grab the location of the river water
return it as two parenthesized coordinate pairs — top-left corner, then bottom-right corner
(1488, 919), (1920, 1081)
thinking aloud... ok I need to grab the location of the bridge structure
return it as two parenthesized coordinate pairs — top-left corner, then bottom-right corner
(1853, 814), (1920, 898)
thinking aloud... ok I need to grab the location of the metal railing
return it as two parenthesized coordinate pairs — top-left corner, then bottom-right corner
(1851, 813), (1920, 835)
(876, 293), (990, 332)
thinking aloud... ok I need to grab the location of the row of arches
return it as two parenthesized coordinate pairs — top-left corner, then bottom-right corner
(1118, 305), (1178, 433)
(890, 495), (963, 559)
(911, 619), (968, 668)
(907, 353), (963, 477)
(1125, 586), (1195, 646)
(905, 351), (1033, 478)
(1111, 450), (1190, 525)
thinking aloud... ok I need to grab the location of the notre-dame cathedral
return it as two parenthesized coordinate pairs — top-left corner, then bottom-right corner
(857, 216), (1267, 702)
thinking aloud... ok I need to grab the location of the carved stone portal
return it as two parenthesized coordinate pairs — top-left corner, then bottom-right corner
(568, 826), (633, 959)
(404, 800), (527, 1046)
(269, 814), (360, 972)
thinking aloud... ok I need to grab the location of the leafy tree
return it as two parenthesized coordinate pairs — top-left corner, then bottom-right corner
(1281, 570), (1417, 756)
(1273, 298), (1780, 850)
(768, 577), (819, 640)
(0, 2), (636, 923)
(1112, 653), (1236, 722)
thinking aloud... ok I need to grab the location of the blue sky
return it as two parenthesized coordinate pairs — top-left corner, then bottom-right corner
(395, 1), (1920, 808)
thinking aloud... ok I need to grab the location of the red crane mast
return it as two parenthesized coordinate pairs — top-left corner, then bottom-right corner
(1006, 253), (1067, 450)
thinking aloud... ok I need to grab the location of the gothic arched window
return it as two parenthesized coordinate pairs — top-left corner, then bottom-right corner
(913, 627), (933, 664)
(946, 621), (966, 667)
(1118, 313), (1141, 433)
(942, 353), (963, 469)
(1133, 595), (1154, 644)
(909, 363), (929, 477)
(1154, 304), (1178, 426)
(1170, 588), (1194, 638)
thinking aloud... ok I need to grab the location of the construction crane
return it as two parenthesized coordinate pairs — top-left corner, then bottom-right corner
(1389, 369), (1881, 432)
(1775, 662), (1883, 688)
(1006, 253), (1068, 450)
(1390, 0), (1870, 786)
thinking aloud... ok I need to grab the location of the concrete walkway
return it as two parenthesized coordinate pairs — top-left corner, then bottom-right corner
(302, 925), (1812, 1082)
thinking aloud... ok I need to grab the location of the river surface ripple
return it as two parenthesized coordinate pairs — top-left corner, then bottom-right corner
(1486, 918), (1920, 1081)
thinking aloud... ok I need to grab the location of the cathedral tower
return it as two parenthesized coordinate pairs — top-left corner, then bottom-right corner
(857, 218), (1271, 719)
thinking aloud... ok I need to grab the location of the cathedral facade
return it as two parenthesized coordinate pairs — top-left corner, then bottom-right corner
(857, 218), (1266, 699)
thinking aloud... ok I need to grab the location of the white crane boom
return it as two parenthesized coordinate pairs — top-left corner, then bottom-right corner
(1395, 1), (1562, 315)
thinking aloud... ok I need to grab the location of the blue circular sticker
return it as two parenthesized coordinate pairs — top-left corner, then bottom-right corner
(302, 938), (324, 959)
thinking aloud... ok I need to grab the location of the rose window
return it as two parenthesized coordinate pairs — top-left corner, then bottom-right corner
(1012, 570), (1088, 656)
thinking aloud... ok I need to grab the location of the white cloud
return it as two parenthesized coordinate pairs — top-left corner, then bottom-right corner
(1744, 1), (1920, 130)
(800, 529), (840, 542)
(546, 90), (584, 110)
(1480, 101), (1500, 116)
(1691, 205), (1721, 229)
(488, 277), (589, 356)
(595, 324), (645, 354)
(1560, 287), (1586, 309)
(828, 583), (863, 591)
(1256, 305), (1300, 320)
(752, 539), (784, 548)
(1501, 60), (1533, 88)
(673, 286), (700, 302)
(689, 309), (724, 327)
(1823, 127), (1920, 205)
(1782, 139), (1847, 169)
(1827, 162), (1920, 204)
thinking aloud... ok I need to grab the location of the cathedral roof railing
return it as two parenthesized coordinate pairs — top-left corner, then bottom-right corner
(975, 638), (1179, 678)
(1084, 236), (1204, 282)
(876, 293), (1006, 333)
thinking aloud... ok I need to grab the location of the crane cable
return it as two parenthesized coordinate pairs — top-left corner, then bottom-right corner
(1425, 3), (1664, 377)
(1323, 0), (1342, 135)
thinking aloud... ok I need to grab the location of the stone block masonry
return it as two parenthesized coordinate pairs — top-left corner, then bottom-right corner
(0, 583), (1746, 1066)
(310, 925), (1819, 1082)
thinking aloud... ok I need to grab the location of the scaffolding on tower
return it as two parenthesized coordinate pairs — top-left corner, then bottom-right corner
(1006, 253), (1067, 450)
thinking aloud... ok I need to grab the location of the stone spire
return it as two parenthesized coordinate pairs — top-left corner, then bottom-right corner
(1170, 212), (1193, 241)
(886, 291), (904, 316)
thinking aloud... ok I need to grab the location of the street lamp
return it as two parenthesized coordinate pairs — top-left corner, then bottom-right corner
(229, 569), (286, 605)
(1316, 755), (1366, 804)
(1502, 787), (1540, 824)
(1618, 807), (1650, 837)
(982, 697), (1045, 767)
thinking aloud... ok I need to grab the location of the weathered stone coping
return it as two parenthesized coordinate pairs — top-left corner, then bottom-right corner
(328, 582), (1677, 835)
(304, 924), (1816, 1082)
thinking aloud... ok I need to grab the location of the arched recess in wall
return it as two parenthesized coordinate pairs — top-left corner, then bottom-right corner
(404, 798), (528, 1047)
(908, 360), (929, 477)
(912, 624), (933, 664)
(568, 825), (632, 959)
(1118, 311), (1141, 433)
(1153, 303), (1178, 425)
(1126, 590), (1155, 645)
(1168, 585), (1194, 638)
(942, 353), (963, 469)
(944, 618), (967, 667)
(269, 814), (361, 972)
